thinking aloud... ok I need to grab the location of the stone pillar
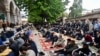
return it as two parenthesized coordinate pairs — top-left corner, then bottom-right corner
(97, 14), (100, 22)
(10, 14), (15, 24)
(5, 10), (10, 27)
(89, 20), (93, 31)
(14, 14), (17, 24)
(16, 14), (19, 24)
(12, 14), (17, 24)
(6, 11), (11, 23)
(85, 19), (89, 24)
(5, 4), (11, 26)
(18, 13), (21, 24)
(86, 19), (93, 31)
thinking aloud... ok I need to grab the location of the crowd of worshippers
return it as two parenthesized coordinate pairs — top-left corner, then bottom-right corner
(0, 24), (40, 56)
(0, 24), (28, 45)
(8, 29), (38, 56)
(39, 20), (100, 56)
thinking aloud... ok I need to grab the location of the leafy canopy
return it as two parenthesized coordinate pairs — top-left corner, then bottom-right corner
(14, 0), (69, 24)
(68, 0), (82, 19)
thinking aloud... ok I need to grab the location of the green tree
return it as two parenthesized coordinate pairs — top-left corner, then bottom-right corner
(68, 0), (82, 19)
(14, 0), (69, 24)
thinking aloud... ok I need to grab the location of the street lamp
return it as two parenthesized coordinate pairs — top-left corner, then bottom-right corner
(0, 13), (6, 31)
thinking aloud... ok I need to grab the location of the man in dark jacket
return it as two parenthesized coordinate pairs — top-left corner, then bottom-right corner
(73, 43), (92, 56)
(95, 31), (100, 48)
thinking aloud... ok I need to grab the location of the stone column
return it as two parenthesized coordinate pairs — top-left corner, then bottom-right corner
(89, 20), (93, 31)
(5, 2), (9, 22)
(85, 18), (89, 24)
(98, 18), (100, 22)
(10, 14), (15, 24)
(14, 14), (17, 24)
(16, 14), (19, 24)
(11, 14), (17, 24)
(86, 18), (93, 31)
(6, 11), (11, 23)
(18, 13), (21, 24)
(5, 10), (10, 27)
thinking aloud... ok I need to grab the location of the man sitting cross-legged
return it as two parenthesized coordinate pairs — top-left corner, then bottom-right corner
(52, 34), (65, 47)
(55, 40), (78, 56)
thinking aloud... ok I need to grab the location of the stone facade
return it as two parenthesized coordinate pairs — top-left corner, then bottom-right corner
(66, 11), (100, 31)
(0, 0), (21, 27)
(66, 11), (100, 22)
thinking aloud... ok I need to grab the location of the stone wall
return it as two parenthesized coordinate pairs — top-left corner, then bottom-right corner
(0, 0), (21, 28)
(66, 12), (100, 22)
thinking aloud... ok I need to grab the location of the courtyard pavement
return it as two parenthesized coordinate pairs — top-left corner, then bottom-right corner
(31, 29), (51, 56)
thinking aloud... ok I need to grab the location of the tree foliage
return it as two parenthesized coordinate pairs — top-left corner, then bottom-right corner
(68, 0), (82, 19)
(14, 0), (69, 24)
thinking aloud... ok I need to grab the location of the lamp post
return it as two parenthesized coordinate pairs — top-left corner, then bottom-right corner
(0, 13), (6, 32)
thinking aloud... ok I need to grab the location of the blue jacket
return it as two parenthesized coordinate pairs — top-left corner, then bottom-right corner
(0, 38), (3, 45)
